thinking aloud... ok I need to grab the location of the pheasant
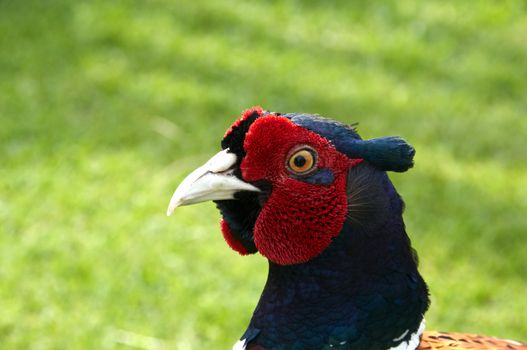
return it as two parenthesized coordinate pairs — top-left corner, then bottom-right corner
(167, 107), (526, 350)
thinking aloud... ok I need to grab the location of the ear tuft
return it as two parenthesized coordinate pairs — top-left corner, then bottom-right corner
(283, 112), (415, 173)
(354, 136), (415, 172)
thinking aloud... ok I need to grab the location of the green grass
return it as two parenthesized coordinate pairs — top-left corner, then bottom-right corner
(1, 0), (526, 348)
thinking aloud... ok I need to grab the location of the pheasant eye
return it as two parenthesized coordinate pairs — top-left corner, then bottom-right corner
(287, 148), (317, 175)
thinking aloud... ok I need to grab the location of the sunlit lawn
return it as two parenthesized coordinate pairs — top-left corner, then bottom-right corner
(1, 1), (526, 348)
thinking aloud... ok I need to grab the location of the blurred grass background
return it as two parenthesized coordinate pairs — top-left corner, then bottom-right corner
(1, 0), (526, 348)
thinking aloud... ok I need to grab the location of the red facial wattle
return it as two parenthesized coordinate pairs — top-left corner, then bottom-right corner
(240, 115), (360, 265)
(220, 218), (251, 255)
(223, 106), (264, 139)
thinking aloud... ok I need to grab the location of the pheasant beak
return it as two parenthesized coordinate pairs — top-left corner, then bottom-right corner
(166, 149), (260, 216)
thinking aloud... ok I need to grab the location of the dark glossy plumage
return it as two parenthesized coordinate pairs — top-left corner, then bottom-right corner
(235, 163), (429, 350)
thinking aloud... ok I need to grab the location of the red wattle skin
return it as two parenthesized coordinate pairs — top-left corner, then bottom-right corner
(220, 219), (249, 255)
(223, 106), (264, 139)
(241, 115), (357, 265)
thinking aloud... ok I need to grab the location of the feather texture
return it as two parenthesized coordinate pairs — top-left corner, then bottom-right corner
(418, 332), (527, 350)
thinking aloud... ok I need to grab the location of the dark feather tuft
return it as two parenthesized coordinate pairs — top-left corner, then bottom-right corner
(284, 112), (415, 172)
(350, 136), (415, 172)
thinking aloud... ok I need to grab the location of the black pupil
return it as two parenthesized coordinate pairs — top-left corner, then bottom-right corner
(294, 155), (307, 168)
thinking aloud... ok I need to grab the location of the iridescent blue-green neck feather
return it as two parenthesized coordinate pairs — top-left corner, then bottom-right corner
(238, 164), (429, 350)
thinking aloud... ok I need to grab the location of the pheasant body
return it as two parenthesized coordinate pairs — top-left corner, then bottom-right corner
(167, 107), (526, 350)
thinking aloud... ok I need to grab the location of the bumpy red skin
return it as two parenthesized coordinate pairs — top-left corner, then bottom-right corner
(223, 106), (264, 139)
(220, 219), (249, 255)
(239, 115), (357, 265)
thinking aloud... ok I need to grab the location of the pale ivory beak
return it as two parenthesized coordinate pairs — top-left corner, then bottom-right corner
(166, 149), (260, 216)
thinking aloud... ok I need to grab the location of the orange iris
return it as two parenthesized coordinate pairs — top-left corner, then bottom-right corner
(287, 148), (316, 175)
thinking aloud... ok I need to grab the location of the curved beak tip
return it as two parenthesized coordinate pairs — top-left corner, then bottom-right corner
(166, 204), (177, 216)
(166, 149), (260, 216)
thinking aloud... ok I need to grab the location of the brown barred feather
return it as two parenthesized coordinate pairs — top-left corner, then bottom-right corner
(418, 331), (527, 350)
(247, 333), (527, 350)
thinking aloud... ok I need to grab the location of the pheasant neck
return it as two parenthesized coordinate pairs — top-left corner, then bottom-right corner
(241, 217), (430, 350)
